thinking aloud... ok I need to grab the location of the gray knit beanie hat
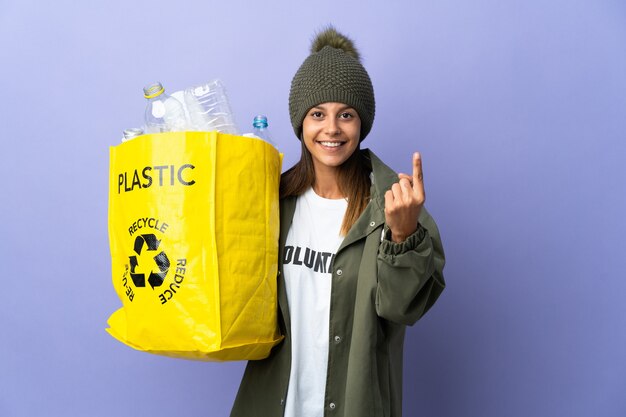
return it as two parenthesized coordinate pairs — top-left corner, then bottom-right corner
(289, 26), (376, 141)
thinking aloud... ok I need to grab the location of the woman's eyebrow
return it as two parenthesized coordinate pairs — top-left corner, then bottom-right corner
(311, 105), (355, 111)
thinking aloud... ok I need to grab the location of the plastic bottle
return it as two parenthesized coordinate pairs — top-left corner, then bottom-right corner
(247, 115), (276, 147)
(183, 80), (239, 134)
(143, 82), (187, 133)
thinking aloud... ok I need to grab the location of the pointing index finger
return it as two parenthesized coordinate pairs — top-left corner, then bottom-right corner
(412, 152), (423, 186)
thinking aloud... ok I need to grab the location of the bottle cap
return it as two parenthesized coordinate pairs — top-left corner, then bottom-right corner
(122, 127), (145, 142)
(253, 115), (268, 128)
(143, 82), (165, 99)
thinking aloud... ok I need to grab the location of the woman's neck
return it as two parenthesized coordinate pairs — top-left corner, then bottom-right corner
(312, 166), (344, 199)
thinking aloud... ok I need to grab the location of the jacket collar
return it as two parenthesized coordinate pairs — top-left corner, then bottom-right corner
(338, 148), (396, 250)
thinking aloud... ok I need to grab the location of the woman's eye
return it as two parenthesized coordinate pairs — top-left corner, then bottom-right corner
(340, 112), (354, 119)
(310, 111), (323, 118)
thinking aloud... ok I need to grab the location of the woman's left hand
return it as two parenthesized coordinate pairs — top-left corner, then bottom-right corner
(384, 152), (425, 243)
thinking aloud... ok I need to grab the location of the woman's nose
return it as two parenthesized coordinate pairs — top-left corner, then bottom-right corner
(325, 118), (341, 135)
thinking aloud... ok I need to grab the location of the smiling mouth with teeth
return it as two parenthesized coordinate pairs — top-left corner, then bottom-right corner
(319, 141), (344, 147)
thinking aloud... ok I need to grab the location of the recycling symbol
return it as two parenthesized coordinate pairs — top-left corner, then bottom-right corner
(128, 234), (170, 289)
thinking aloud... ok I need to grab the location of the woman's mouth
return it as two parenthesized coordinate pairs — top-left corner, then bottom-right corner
(318, 141), (344, 148)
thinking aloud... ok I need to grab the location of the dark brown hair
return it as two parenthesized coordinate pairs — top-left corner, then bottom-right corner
(280, 141), (371, 236)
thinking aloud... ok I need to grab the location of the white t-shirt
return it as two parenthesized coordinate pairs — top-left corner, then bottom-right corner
(283, 187), (347, 417)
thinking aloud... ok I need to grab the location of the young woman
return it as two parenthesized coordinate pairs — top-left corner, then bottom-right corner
(231, 27), (445, 417)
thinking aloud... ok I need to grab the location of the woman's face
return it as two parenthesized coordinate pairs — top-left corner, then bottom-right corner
(302, 102), (361, 174)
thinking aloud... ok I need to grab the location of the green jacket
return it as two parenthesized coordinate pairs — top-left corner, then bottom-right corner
(231, 149), (445, 417)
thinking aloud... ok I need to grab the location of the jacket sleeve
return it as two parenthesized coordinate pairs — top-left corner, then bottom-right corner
(375, 207), (446, 325)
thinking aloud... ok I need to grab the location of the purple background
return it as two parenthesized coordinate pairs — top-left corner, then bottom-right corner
(1, 1), (625, 416)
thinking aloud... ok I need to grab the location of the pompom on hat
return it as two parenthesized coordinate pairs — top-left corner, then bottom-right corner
(289, 26), (376, 141)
